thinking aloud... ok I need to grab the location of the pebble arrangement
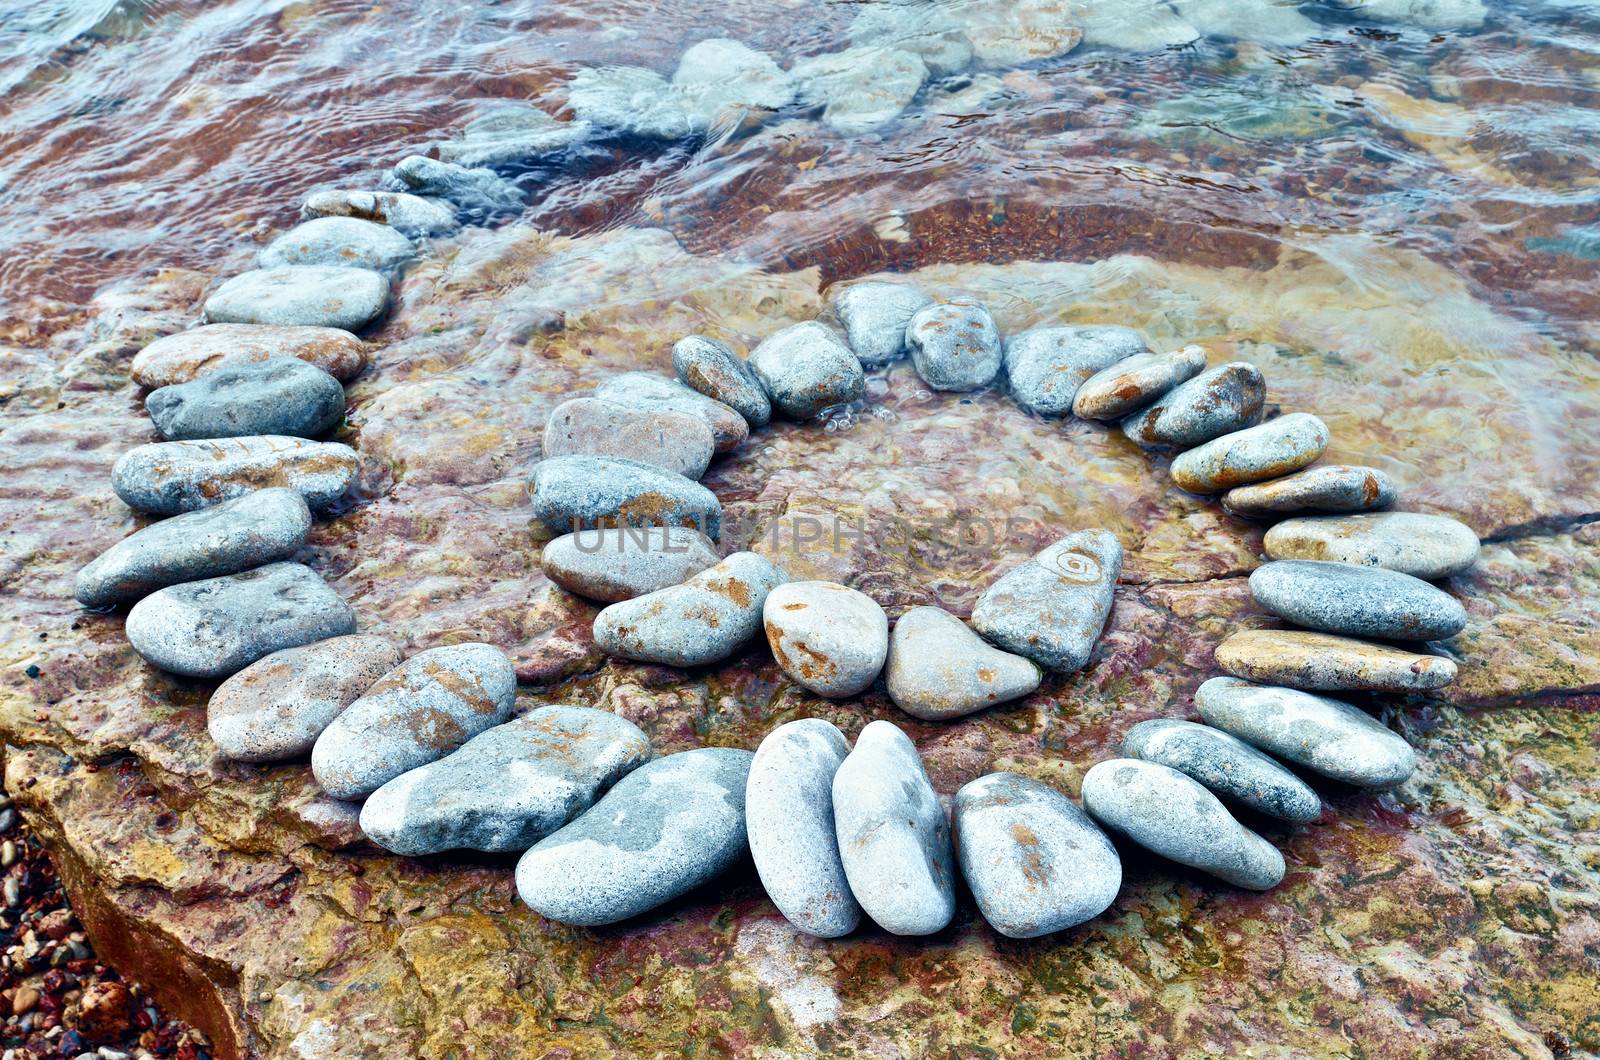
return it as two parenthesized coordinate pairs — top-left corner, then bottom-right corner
(77, 129), (1484, 948)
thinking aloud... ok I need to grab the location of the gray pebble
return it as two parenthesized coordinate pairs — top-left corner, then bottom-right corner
(1195, 677), (1417, 788)
(1250, 560), (1466, 641)
(515, 747), (754, 926)
(529, 455), (722, 539)
(311, 643), (517, 801)
(1004, 325), (1146, 416)
(828, 281), (933, 366)
(435, 102), (592, 167)
(360, 706), (651, 855)
(1071, 345), (1208, 421)
(208, 634), (402, 762)
(746, 719), (861, 938)
(1263, 511), (1480, 580)
(1122, 361), (1265, 449)
(75, 487), (311, 609)
(258, 217), (415, 274)
(146, 356), (345, 441)
(847, 4), (972, 77)
(541, 526), (720, 602)
(672, 335), (771, 428)
(595, 372), (749, 453)
(1081, 758), (1285, 890)
(126, 561), (356, 679)
(204, 266), (389, 332)
(672, 38), (794, 129)
(1214, 629), (1458, 692)
(112, 436), (360, 515)
(1170, 413), (1329, 495)
(906, 300), (1002, 392)
(970, 529), (1122, 672)
(791, 46), (928, 133)
(748, 322), (865, 419)
(594, 552), (787, 667)
(885, 606), (1040, 720)
(392, 154), (523, 216)
(566, 65), (696, 140)
(1222, 465), (1396, 518)
(762, 581), (888, 698)
(542, 397), (715, 479)
(953, 772), (1121, 938)
(1122, 719), (1321, 823)
(130, 323), (368, 388)
(832, 720), (955, 936)
(300, 189), (457, 235)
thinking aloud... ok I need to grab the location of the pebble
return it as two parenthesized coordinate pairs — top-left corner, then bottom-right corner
(762, 581), (888, 698)
(541, 526), (720, 602)
(832, 721), (955, 936)
(671, 335), (771, 428)
(885, 606), (1040, 720)
(952, 773), (1121, 938)
(75, 487), (312, 609)
(1071, 345), (1208, 421)
(125, 561), (356, 679)
(360, 706), (651, 856)
(300, 189), (457, 235)
(111, 436), (361, 515)
(207, 634), (403, 762)
(847, 4), (972, 77)
(1122, 361), (1265, 449)
(129, 323), (367, 388)
(258, 217), (415, 273)
(970, 529), (1122, 672)
(542, 397), (715, 479)
(673, 38), (794, 129)
(747, 322), (866, 419)
(435, 102), (592, 167)
(1122, 719), (1321, 823)
(1004, 324), (1145, 416)
(594, 552), (787, 667)
(515, 747), (754, 926)
(745, 719), (861, 938)
(1169, 412), (1330, 494)
(906, 300), (1003, 392)
(310, 643), (517, 801)
(1263, 512), (1481, 580)
(1250, 560), (1466, 641)
(790, 46), (928, 133)
(1082, 759), (1285, 890)
(391, 154), (524, 216)
(828, 281), (934, 366)
(962, 0), (1085, 66)
(1214, 629), (1458, 692)
(1194, 677), (1417, 788)
(1222, 465), (1396, 518)
(204, 266), (389, 332)
(528, 455), (722, 539)
(595, 372), (749, 453)
(146, 356), (345, 441)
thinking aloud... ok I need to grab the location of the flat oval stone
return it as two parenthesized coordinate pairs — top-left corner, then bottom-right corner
(1215, 629), (1458, 692)
(594, 552), (788, 667)
(147, 357), (345, 441)
(359, 706), (651, 856)
(1004, 324), (1146, 416)
(1195, 677), (1417, 788)
(301, 189), (457, 234)
(130, 324), (367, 388)
(111, 436), (360, 515)
(671, 335), (771, 428)
(1122, 361), (1265, 449)
(1170, 413), (1329, 494)
(906, 300), (1003, 392)
(762, 581), (888, 698)
(258, 217), (415, 273)
(1071, 345), (1208, 421)
(970, 529), (1122, 672)
(1081, 758), (1285, 890)
(204, 266), (389, 332)
(1263, 512), (1480, 580)
(542, 397), (715, 479)
(1222, 465), (1396, 518)
(829, 281), (933, 366)
(885, 606), (1041, 720)
(541, 526), (720, 602)
(125, 561), (356, 679)
(832, 721), (955, 936)
(595, 372), (749, 453)
(392, 154), (524, 216)
(953, 772), (1121, 938)
(746, 719), (861, 938)
(515, 747), (753, 926)
(208, 634), (402, 762)
(1122, 719), (1321, 823)
(528, 455), (722, 539)
(310, 643), (517, 801)
(748, 322), (866, 419)
(75, 487), (311, 609)
(1250, 560), (1466, 641)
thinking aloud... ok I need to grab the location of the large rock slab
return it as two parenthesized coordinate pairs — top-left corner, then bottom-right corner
(970, 529), (1122, 672)
(1123, 719), (1322, 822)
(762, 581), (888, 697)
(594, 552), (787, 667)
(258, 218), (415, 273)
(1215, 629), (1458, 692)
(1249, 560), (1466, 640)
(147, 357), (345, 441)
(528, 455), (722, 538)
(885, 605), (1040, 719)
(129, 323), (367, 388)
(540, 526), (720, 602)
(111, 436), (360, 515)
(204, 266), (389, 332)
(1264, 512), (1481, 579)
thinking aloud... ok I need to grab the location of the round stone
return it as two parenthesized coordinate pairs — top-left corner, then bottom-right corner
(828, 281), (933, 367)
(970, 529), (1122, 673)
(885, 606), (1040, 720)
(1221, 465), (1396, 518)
(1003, 324), (1146, 415)
(146, 357), (345, 441)
(1122, 361), (1265, 449)
(1071, 345), (1208, 421)
(594, 552), (788, 667)
(1122, 719), (1322, 823)
(541, 526), (720, 603)
(111, 436), (360, 516)
(672, 38), (794, 129)
(672, 335), (771, 428)
(1263, 512), (1480, 580)
(1249, 560), (1467, 641)
(595, 372), (749, 453)
(391, 155), (524, 217)
(1214, 629), (1458, 692)
(790, 46), (928, 133)
(258, 217), (415, 273)
(130, 324), (367, 388)
(748, 322), (866, 419)
(906, 300), (1003, 392)
(204, 266), (389, 332)
(542, 397), (716, 479)
(528, 455), (722, 539)
(1170, 413), (1330, 495)
(762, 581), (889, 698)
(300, 189), (457, 235)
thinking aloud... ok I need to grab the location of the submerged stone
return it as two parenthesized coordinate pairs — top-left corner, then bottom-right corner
(541, 526), (720, 603)
(960, 0), (1085, 66)
(885, 606), (1041, 720)
(593, 552), (788, 667)
(791, 47), (928, 133)
(542, 397), (715, 479)
(1215, 629), (1458, 692)
(762, 581), (888, 698)
(391, 155), (524, 216)
(528, 455), (722, 538)
(1222, 465), (1396, 518)
(1072, 345), (1209, 421)
(970, 529), (1122, 672)
(566, 65), (697, 140)
(1169, 413), (1330, 494)
(1122, 361), (1265, 450)
(847, 4), (973, 77)
(300, 189), (457, 235)
(672, 335), (771, 428)
(147, 357), (345, 441)
(828, 280), (934, 366)
(1263, 512), (1480, 580)
(595, 372), (749, 453)
(258, 217), (415, 273)
(748, 322), (865, 419)
(130, 324), (367, 388)
(1123, 719), (1322, 823)
(204, 266), (389, 332)
(1249, 560), (1467, 641)
(1004, 325), (1145, 416)
(672, 38), (794, 129)
(436, 102), (592, 167)
(906, 300), (1003, 392)
(112, 436), (360, 515)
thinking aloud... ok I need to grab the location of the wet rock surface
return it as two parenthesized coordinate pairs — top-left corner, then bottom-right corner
(1222, 464), (1396, 517)
(762, 581), (888, 698)
(391, 154), (523, 216)
(147, 356), (345, 441)
(1004, 324), (1144, 415)
(129, 322), (367, 387)
(791, 47), (928, 133)
(748, 322), (865, 419)
(541, 526), (720, 603)
(1123, 719), (1322, 822)
(300, 188), (457, 234)
(1264, 512), (1481, 579)
(529, 455), (722, 538)
(258, 217), (415, 273)
(203, 265), (389, 332)
(672, 335), (771, 427)
(971, 529), (1122, 672)
(541, 397), (715, 479)
(594, 552), (787, 667)
(595, 372), (749, 453)
(111, 436), (360, 515)
(1123, 361), (1266, 449)
(906, 300), (1003, 392)
(1216, 629), (1459, 692)
(828, 281), (933, 366)
(1072, 345), (1208, 421)
(1250, 559), (1467, 640)
(885, 605), (1040, 719)
(1169, 412), (1330, 494)
(435, 102), (591, 167)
